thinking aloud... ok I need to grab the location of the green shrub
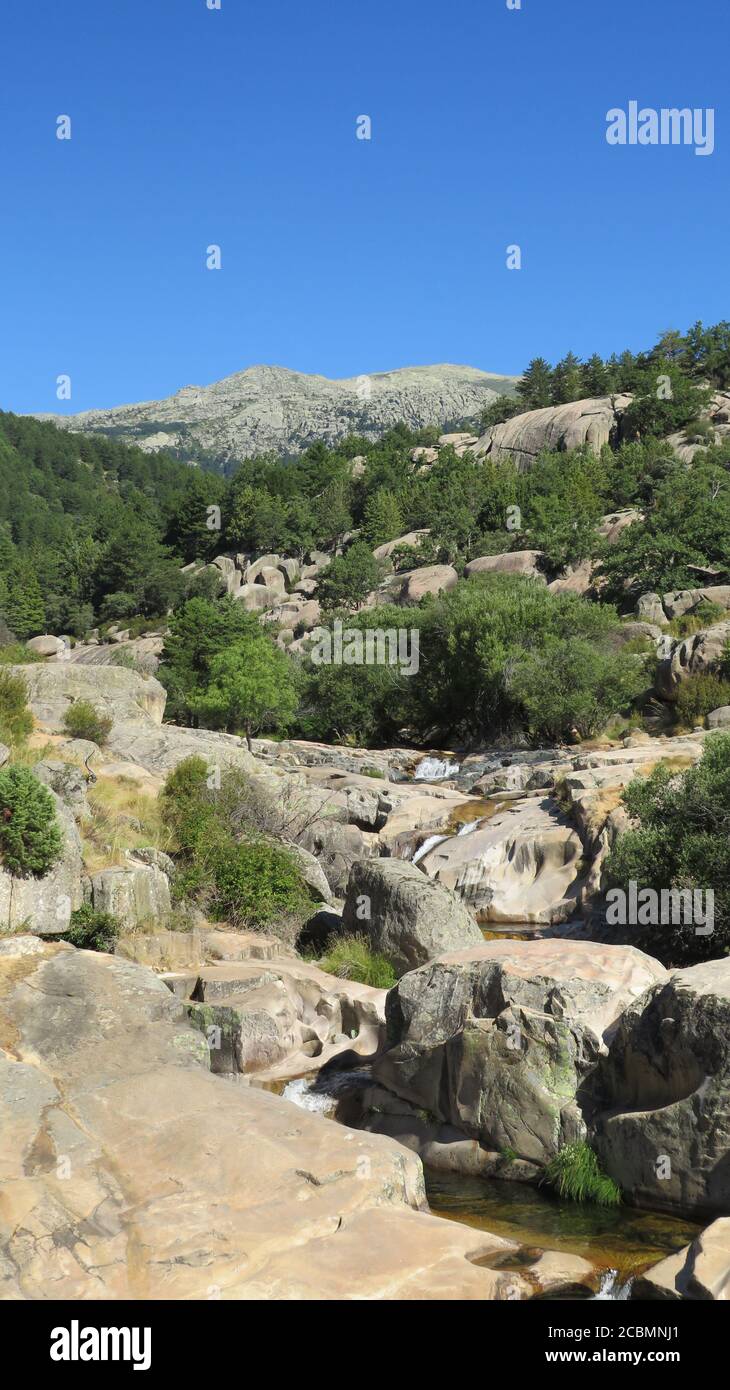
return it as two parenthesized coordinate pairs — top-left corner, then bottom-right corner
(0, 643), (43, 665)
(668, 600), (725, 638)
(674, 673), (730, 727)
(0, 668), (33, 745)
(60, 905), (120, 952)
(542, 1142), (621, 1207)
(62, 700), (113, 745)
(604, 734), (730, 963)
(0, 766), (63, 876)
(317, 934), (396, 989)
(210, 840), (310, 928)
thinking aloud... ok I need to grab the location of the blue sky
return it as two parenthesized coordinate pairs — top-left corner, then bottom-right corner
(1, 0), (728, 414)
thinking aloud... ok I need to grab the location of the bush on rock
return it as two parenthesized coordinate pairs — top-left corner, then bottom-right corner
(0, 766), (63, 876)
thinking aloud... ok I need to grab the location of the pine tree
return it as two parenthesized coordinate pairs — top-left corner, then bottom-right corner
(550, 352), (583, 405)
(516, 358), (553, 410)
(580, 354), (609, 397)
(363, 489), (403, 547)
(2, 561), (45, 639)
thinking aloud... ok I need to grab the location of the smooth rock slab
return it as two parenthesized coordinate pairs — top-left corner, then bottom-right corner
(0, 938), (528, 1300)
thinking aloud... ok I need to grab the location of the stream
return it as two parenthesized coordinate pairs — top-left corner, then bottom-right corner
(275, 1069), (700, 1300)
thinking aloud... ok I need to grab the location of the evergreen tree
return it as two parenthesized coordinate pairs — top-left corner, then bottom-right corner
(516, 358), (553, 410)
(363, 488), (402, 547)
(550, 352), (583, 404)
(1, 560), (45, 638)
(581, 354), (609, 397)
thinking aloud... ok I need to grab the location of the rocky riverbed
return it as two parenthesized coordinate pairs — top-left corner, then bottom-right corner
(1, 660), (729, 1300)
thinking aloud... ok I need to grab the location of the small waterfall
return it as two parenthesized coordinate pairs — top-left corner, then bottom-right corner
(414, 757), (461, 781)
(592, 1269), (633, 1301)
(282, 1070), (372, 1116)
(412, 833), (448, 865)
(456, 818), (483, 837)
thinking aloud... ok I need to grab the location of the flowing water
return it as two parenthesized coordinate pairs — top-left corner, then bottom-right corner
(414, 756), (461, 781)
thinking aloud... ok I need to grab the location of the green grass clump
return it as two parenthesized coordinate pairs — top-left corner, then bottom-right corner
(543, 1142), (621, 1207)
(317, 933), (396, 989)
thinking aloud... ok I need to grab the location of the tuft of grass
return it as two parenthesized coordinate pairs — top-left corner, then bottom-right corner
(316, 933), (396, 989)
(542, 1142), (621, 1208)
(81, 775), (173, 871)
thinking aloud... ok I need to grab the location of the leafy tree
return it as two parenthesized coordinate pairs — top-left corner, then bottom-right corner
(190, 635), (299, 750)
(621, 362), (709, 440)
(159, 595), (261, 723)
(508, 636), (649, 741)
(316, 542), (383, 612)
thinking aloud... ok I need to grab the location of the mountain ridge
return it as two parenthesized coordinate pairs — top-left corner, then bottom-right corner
(35, 362), (519, 473)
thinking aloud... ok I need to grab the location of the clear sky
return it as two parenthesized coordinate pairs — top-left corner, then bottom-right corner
(1, 0), (728, 414)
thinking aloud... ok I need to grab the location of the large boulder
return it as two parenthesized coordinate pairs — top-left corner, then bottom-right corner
(25, 635), (65, 658)
(104, 721), (263, 781)
(0, 937), (526, 1300)
(13, 663), (167, 730)
(234, 582), (280, 612)
(373, 529), (430, 562)
(654, 620), (730, 700)
(0, 792), (84, 935)
(399, 564), (458, 605)
(32, 757), (90, 820)
(375, 939), (667, 1166)
(341, 858), (483, 976)
(593, 958), (730, 1215)
(471, 395), (632, 472)
(464, 550), (545, 581)
(85, 854), (172, 928)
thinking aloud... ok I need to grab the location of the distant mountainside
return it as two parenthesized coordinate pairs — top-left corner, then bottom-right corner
(37, 363), (519, 473)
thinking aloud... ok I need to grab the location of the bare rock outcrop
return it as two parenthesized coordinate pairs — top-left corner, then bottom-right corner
(13, 663), (167, 730)
(0, 935), (534, 1300)
(470, 395), (632, 472)
(375, 938), (666, 1167)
